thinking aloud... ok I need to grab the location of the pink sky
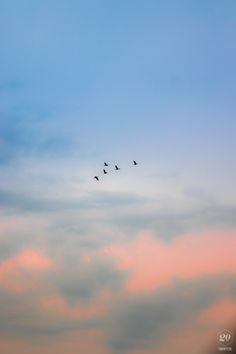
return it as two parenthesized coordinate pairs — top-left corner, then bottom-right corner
(0, 228), (235, 354)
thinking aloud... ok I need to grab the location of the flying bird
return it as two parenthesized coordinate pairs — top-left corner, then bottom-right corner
(133, 160), (138, 165)
(104, 162), (108, 167)
(115, 165), (120, 170)
(103, 169), (108, 174)
(94, 176), (99, 181)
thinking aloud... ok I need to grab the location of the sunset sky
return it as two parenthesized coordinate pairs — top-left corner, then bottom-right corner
(0, 1), (236, 353)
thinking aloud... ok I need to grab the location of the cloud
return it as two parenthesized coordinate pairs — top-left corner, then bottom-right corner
(91, 229), (236, 291)
(198, 297), (236, 326)
(0, 248), (52, 272)
(0, 288), (101, 340)
(0, 328), (110, 354)
(106, 274), (236, 352)
(0, 187), (146, 214)
(0, 245), (126, 341)
(0, 248), (52, 293)
(0, 249), (105, 340)
(50, 256), (129, 306)
(0, 189), (77, 213)
(0, 215), (48, 264)
(109, 203), (236, 240)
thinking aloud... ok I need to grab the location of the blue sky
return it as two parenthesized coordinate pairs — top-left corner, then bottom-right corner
(0, 0), (236, 241)
(1, 0), (235, 162)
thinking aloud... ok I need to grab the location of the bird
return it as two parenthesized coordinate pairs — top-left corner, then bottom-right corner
(94, 176), (99, 181)
(103, 169), (108, 174)
(133, 160), (138, 165)
(104, 162), (108, 167)
(115, 165), (120, 170)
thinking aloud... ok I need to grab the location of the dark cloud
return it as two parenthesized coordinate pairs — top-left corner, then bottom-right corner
(0, 287), (102, 340)
(50, 256), (129, 305)
(106, 274), (236, 352)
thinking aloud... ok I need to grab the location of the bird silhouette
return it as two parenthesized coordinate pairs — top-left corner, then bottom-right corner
(133, 160), (138, 165)
(115, 165), (120, 170)
(103, 169), (108, 174)
(94, 176), (99, 181)
(104, 162), (108, 167)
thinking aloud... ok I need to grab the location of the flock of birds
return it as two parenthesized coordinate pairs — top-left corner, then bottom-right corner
(94, 160), (138, 181)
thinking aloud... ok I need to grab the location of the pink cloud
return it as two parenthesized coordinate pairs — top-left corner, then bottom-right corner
(0, 248), (52, 292)
(14, 249), (52, 269)
(0, 248), (52, 271)
(40, 294), (108, 319)
(197, 297), (236, 325)
(88, 229), (236, 291)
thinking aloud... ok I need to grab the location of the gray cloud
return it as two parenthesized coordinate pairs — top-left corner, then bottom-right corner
(0, 216), (45, 262)
(109, 203), (236, 240)
(0, 247), (127, 341)
(0, 253), (127, 341)
(106, 274), (236, 352)
(0, 287), (102, 340)
(50, 256), (129, 306)
(0, 188), (145, 214)
(0, 236), (26, 261)
(0, 188), (145, 267)
(0, 189), (83, 213)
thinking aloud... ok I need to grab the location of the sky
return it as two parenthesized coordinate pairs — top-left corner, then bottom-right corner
(0, 0), (236, 353)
